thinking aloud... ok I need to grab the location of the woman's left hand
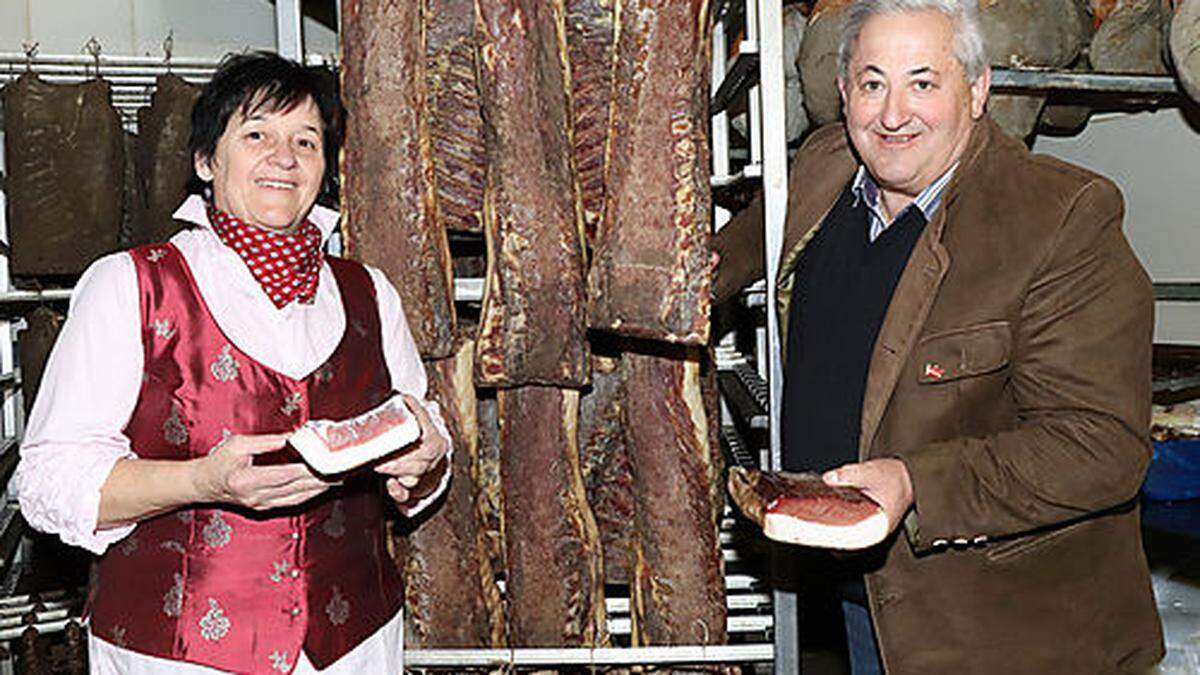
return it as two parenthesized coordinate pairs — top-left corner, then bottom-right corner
(374, 394), (450, 505)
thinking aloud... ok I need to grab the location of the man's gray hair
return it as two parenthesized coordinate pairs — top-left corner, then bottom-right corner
(837, 0), (988, 83)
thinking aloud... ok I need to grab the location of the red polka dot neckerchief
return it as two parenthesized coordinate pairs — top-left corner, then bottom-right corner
(206, 203), (324, 309)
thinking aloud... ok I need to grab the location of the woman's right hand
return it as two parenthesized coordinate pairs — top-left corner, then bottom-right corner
(193, 433), (333, 510)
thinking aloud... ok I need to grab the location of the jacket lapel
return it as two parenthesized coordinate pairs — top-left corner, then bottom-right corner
(858, 119), (995, 457)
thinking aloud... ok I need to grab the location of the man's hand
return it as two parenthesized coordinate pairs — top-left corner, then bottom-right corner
(193, 433), (334, 510)
(374, 394), (450, 504)
(823, 458), (914, 534)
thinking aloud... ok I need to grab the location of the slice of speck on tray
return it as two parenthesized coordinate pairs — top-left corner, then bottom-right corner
(288, 393), (422, 475)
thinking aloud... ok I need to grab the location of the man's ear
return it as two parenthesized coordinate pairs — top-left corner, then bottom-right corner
(837, 75), (848, 108)
(194, 152), (213, 182)
(969, 65), (991, 120)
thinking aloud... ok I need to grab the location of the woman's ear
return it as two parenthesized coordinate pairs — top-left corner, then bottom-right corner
(194, 152), (213, 182)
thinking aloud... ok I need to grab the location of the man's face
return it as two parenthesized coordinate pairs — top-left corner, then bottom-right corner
(838, 9), (989, 198)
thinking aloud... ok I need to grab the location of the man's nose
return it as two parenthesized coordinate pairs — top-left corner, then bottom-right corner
(880, 90), (910, 130)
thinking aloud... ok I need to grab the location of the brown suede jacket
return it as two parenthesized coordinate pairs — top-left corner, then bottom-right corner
(714, 118), (1164, 674)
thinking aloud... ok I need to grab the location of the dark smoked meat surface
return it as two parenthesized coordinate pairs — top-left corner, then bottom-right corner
(587, 0), (713, 346)
(4, 74), (123, 277)
(134, 73), (200, 246)
(341, 0), (457, 359)
(728, 466), (882, 528)
(565, 0), (616, 245)
(474, 0), (590, 388)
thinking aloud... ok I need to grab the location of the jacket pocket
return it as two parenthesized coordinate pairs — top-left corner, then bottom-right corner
(983, 519), (1091, 562)
(915, 321), (1012, 384)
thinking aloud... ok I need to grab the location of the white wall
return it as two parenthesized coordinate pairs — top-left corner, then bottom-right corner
(1034, 107), (1200, 345)
(0, 0), (337, 60)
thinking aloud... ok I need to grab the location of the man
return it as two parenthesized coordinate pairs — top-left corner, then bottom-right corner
(714, 1), (1164, 672)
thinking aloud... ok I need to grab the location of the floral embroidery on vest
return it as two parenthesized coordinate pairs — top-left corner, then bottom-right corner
(146, 248), (167, 263)
(326, 586), (350, 626)
(322, 501), (346, 539)
(175, 510), (193, 524)
(207, 429), (233, 455)
(161, 540), (186, 554)
(110, 625), (128, 647)
(280, 392), (303, 417)
(269, 650), (293, 672)
(269, 560), (293, 583)
(199, 598), (231, 641)
(313, 362), (335, 383)
(164, 403), (188, 446)
(202, 512), (232, 549)
(210, 344), (240, 383)
(163, 573), (184, 618)
(153, 318), (176, 340)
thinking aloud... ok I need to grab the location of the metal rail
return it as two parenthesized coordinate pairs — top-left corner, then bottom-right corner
(990, 67), (1182, 96)
(404, 644), (774, 668)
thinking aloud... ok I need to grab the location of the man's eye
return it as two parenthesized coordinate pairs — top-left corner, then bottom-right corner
(862, 81), (884, 92)
(914, 80), (935, 91)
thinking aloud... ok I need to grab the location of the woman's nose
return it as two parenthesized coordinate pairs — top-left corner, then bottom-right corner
(269, 143), (298, 169)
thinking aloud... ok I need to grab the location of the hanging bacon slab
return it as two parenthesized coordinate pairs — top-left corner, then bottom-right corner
(565, 0), (616, 244)
(474, 0), (590, 387)
(475, 392), (506, 577)
(587, 0), (713, 347)
(3, 74), (123, 277)
(578, 353), (637, 583)
(498, 385), (606, 647)
(134, 73), (200, 246)
(393, 342), (505, 648)
(341, 0), (457, 360)
(798, 0), (853, 126)
(622, 350), (726, 647)
(1091, 0), (1169, 74)
(1171, 0), (1200, 103)
(426, 0), (487, 234)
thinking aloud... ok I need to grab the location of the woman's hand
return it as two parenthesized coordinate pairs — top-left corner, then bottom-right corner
(374, 394), (450, 505)
(193, 433), (334, 510)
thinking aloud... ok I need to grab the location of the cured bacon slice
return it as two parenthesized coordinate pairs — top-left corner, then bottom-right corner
(622, 350), (726, 646)
(3, 74), (123, 278)
(426, 0), (487, 234)
(133, 73), (200, 246)
(474, 0), (590, 387)
(499, 386), (606, 647)
(728, 466), (889, 550)
(565, 0), (616, 244)
(341, 0), (457, 359)
(587, 0), (713, 346)
(393, 342), (505, 648)
(288, 394), (420, 475)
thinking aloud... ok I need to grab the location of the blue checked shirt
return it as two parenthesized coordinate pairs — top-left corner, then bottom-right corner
(851, 162), (958, 242)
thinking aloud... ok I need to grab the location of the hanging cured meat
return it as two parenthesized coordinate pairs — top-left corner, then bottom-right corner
(578, 353), (637, 583)
(498, 385), (606, 647)
(1091, 0), (1170, 73)
(622, 350), (726, 647)
(119, 130), (142, 250)
(734, 4), (810, 143)
(426, 0), (487, 234)
(392, 341), (505, 648)
(1171, 0), (1200, 102)
(475, 392), (506, 576)
(18, 307), (65, 414)
(565, 0), (616, 244)
(978, 0), (1091, 140)
(798, 0), (852, 125)
(587, 0), (713, 347)
(133, 73), (200, 247)
(474, 0), (590, 387)
(341, 0), (457, 360)
(3, 74), (123, 278)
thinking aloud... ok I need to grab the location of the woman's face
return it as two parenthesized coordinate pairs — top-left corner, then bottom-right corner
(195, 96), (325, 231)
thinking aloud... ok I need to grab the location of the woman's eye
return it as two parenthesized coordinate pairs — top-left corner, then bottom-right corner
(245, 130), (263, 141)
(298, 138), (318, 150)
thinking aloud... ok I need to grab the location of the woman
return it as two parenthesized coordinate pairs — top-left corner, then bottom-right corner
(13, 52), (450, 674)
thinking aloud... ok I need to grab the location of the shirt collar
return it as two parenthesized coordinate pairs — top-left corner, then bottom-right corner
(173, 193), (341, 244)
(851, 161), (959, 223)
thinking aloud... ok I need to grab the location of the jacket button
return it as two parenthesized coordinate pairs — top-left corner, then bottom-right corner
(931, 539), (949, 548)
(972, 535), (988, 545)
(953, 537), (969, 546)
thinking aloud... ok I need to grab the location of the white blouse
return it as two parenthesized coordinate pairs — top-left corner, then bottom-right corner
(13, 195), (449, 673)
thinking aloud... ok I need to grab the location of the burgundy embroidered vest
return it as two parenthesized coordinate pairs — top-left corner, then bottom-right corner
(88, 243), (404, 674)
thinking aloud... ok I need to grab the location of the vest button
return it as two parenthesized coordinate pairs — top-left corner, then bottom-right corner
(289, 532), (300, 540)
(290, 569), (300, 579)
(290, 606), (301, 617)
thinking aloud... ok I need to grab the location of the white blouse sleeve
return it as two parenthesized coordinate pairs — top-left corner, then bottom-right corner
(12, 253), (143, 555)
(367, 266), (453, 517)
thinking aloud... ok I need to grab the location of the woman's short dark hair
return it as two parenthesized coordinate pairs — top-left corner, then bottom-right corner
(188, 51), (341, 195)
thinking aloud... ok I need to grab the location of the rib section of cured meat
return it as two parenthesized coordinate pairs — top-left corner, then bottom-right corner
(134, 73), (200, 246)
(565, 0), (616, 244)
(728, 467), (888, 550)
(426, 0), (486, 234)
(578, 353), (636, 583)
(622, 350), (726, 646)
(499, 386), (606, 646)
(3, 74), (123, 277)
(393, 342), (505, 647)
(588, 0), (713, 346)
(341, 0), (456, 359)
(474, 0), (590, 387)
